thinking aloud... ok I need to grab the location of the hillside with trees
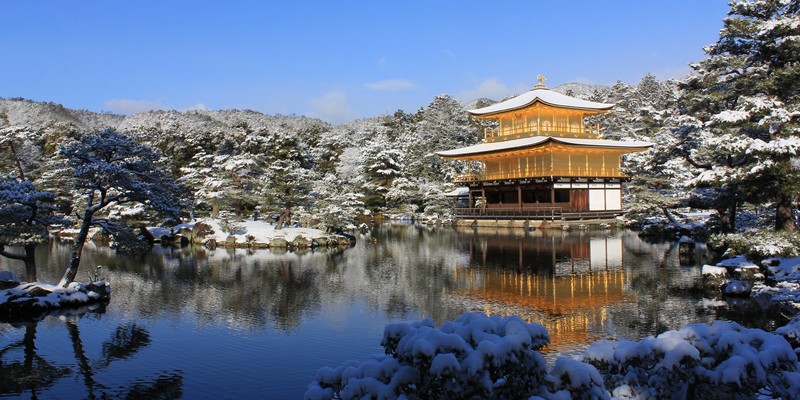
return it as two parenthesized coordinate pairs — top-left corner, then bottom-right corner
(2, 0), (799, 252)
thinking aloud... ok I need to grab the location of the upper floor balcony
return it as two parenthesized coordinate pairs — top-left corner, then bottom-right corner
(483, 124), (601, 142)
(453, 166), (626, 183)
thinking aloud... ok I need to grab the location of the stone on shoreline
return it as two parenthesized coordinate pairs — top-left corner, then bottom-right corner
(0, 280), (111, 321)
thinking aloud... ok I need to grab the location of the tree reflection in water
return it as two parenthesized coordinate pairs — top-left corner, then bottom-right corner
(0, 322), (71, 396)
(0, 224), (790, 397)
(0, 309), (183, 399)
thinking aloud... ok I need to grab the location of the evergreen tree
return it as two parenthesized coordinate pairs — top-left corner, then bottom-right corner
(57, 129), (189, 286)
(0, 178), (66, 281)
(402, 95), (477, 182)
(0, 127), (43, 180)
(262, 158), (313, 229)
(679, 0), (800, 231)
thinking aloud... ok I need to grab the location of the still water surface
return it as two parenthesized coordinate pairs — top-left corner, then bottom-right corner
(0, 224), (787, 398)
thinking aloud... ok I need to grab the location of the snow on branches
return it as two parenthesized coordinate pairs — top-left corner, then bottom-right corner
(60, 129), (187, 219)
(306, 313), (800, 400)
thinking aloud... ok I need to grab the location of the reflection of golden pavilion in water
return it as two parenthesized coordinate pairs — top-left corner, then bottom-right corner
(452, 230), (629, 352)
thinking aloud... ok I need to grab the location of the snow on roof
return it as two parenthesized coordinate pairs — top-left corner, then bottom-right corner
(444, 187), (469, 197)
(436, 136), (652, 158)
(468, 88), (614, 116)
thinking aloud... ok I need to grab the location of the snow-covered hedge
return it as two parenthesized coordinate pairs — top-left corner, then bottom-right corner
(582, 320), (799, 399)
(709, 231), (800, 258)
(306, 313), (800, 400)
(305, 313), (608, 399)
(307, 313), (572, 399)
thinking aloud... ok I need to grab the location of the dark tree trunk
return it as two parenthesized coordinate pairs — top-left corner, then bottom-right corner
(234, 200), (244, 221)
(276, 207), (291, 230)
(23, 244), (37, 282)
(717, 202), (737, 233)
(775, 191), (797, 231)
(9, 141), (26, 180)
(66, 319), (96, 395)
(23, 322), (36, 371)
(58, 209), (94, 287)
(0, 244), (38, 282)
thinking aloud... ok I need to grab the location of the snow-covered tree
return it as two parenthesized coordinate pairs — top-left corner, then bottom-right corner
(57, 129), (189, 287)
(262, 158), (314, 229)
(402, 95), (477, 182)
(679, 0), (800, 231)
(0, 126), (43, 180)
(181, 151), (263, 219)
(314, 173), (365, 227)
(0, 178), (66, 281)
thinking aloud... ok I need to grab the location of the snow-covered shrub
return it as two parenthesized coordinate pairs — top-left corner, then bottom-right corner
(546, 357), (609, 400)
(776, 314), (800, 351)
(219, 218), (244, 235)
(306, 313), (551, 399)
(709, 230), (800, 258)
(581, 321), (800, 399)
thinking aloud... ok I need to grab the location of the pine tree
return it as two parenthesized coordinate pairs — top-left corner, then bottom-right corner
(679, 0), (800, 231)
(57, 129), (189, 286)
(0, 178), (66, 281)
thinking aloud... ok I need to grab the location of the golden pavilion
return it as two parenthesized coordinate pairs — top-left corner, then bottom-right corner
(437, 76), (652, 221)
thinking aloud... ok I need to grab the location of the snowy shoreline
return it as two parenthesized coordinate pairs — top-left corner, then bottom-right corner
(54, 218), (355, 250)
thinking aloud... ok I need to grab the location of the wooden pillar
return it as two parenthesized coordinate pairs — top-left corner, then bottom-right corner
(568, 153), (571, 176)
(585, 153), (589, 175)
(602, 153), (606, 176)
(537, 110), (541, 134)
(518, 186), (522, 210)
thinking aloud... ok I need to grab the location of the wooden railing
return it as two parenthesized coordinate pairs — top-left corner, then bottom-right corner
(453, 167), (626, 182)
(484, 126), (599, 141)
(454, 207), (622, 221)
(454, 207), (562, 220)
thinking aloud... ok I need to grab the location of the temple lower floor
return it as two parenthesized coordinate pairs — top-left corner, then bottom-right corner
(451, 177), (625, 220)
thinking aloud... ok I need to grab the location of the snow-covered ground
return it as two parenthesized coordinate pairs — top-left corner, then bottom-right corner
(755, 257), (800, 306)
(702, 255), (800, 310)
(150, 218), (348, 247)
(55, 218), (351, 249)
(0, 271), (110, 320)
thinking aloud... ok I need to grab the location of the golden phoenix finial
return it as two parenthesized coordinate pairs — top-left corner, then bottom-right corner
(533, 74), (547, 89)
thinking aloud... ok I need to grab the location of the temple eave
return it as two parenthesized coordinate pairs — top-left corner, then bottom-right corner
(454, 176), (629, 186)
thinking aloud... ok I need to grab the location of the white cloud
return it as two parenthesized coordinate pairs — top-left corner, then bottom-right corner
(653, 64), (694, 81)
(568, 76), (598, 85)
(104, 98), (165, 114)
(308, 91), (355, 124)
(184, 103), (208, 112)
(458, 77), (528, 102)
(363, 79), (417, 91)
(104, 99), (209, 114)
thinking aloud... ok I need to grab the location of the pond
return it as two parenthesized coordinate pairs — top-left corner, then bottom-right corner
(0, 224), (789, 399)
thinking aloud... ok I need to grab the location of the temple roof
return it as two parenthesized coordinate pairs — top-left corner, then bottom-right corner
(468, 88), (614, 116)
(436, 136), (653, 158)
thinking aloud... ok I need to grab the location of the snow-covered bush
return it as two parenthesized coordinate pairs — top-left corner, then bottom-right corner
(545, 357), (608, 400)
(307, 313), (800, 399)
(306, 313), (551, 399)
(581, 321), (800, 399)
(709, 230), (800, 258)
(776, 314), (800, 351)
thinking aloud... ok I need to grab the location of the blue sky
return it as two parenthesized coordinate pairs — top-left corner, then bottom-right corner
(1, 1), (730, 124)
